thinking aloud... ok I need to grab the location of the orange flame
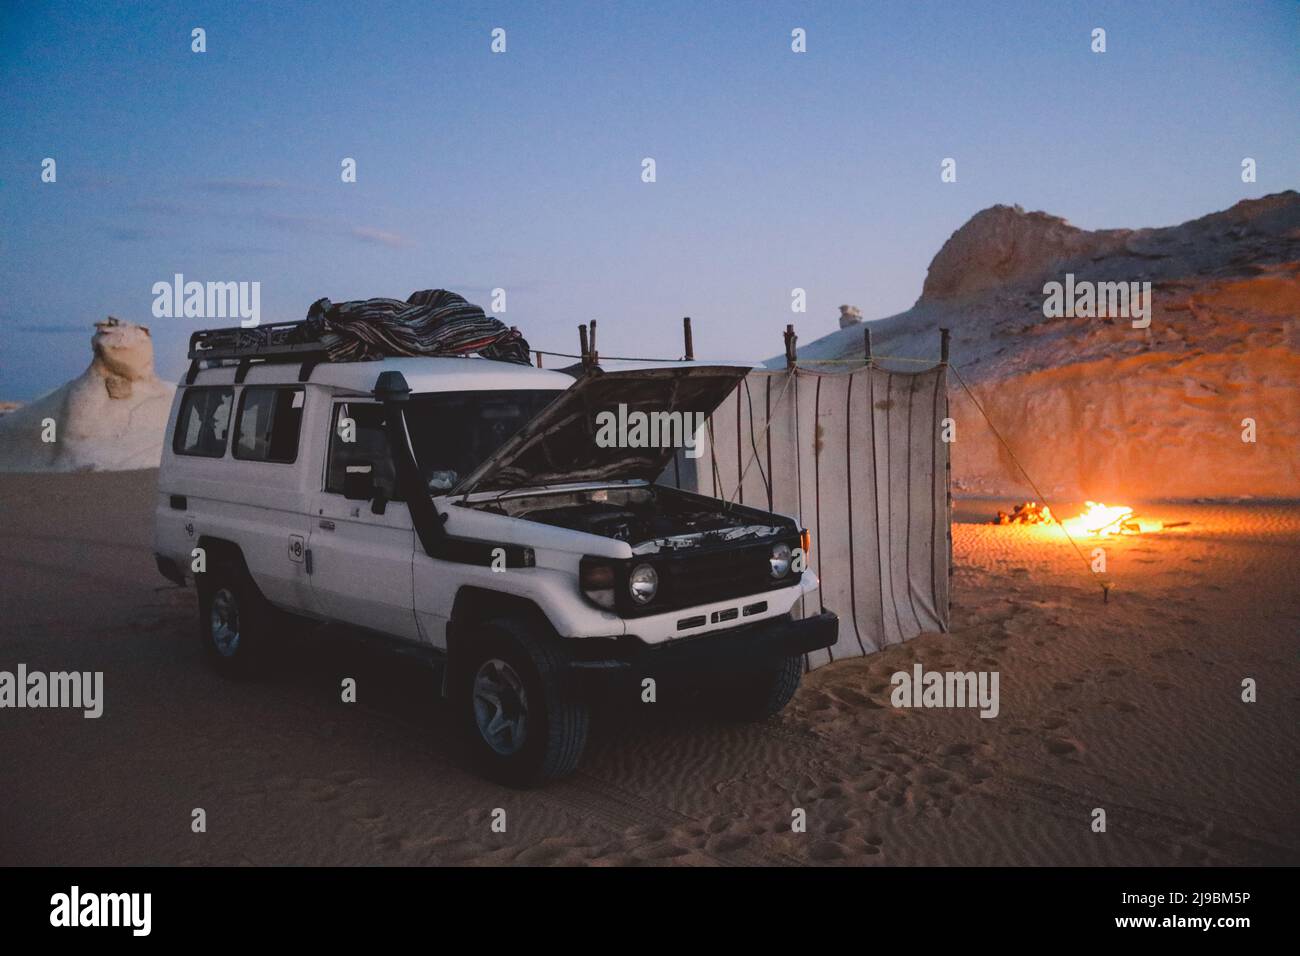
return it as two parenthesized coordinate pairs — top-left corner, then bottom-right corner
(1061, 501), (1160, 537)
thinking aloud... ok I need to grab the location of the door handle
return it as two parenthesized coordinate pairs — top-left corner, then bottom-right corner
(319, 519), (336, 531)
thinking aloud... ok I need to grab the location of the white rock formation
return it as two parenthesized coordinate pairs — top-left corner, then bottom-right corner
(838, 305), (863, 329)
(775, 192), (1300, 500)
(0, 318), (176, 472)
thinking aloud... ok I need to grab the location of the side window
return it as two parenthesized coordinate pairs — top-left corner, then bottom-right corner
(173, 387), (234, 458)
(234, 387), (305, 463)
(325, 403), (400, 500)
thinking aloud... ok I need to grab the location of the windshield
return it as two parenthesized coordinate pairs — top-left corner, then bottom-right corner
(406, 389), (561, 492)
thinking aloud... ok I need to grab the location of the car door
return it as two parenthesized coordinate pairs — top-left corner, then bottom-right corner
(307, 398), (419, 641)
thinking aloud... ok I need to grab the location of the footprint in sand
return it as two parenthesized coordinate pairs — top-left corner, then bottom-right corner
(346, 801), (384, 823)
(804, 691), (835, 712)
(299, 779), (341, 803)
(706, 832), (752, 854)
(515, 841), (580, 865)
(852, 772), (884, 793)
(640, 843), (692, 861)
(1044, 736), (1084, 757)
(808, 841), (846, 861)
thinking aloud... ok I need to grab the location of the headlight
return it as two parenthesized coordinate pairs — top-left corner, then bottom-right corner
(628, 563), (659, 605)
(769, 542), (792, 578)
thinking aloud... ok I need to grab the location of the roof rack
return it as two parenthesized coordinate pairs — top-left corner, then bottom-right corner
(183, 319), (533, 385)
(185, 322), (328, 385)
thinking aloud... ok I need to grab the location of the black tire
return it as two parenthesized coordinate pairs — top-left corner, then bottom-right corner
(454, 618), (589, 787)
(196, 558), (276, 679)
(718, 654), (804, 721)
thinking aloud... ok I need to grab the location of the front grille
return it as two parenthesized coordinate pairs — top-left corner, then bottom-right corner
(644, 538), (800, 614)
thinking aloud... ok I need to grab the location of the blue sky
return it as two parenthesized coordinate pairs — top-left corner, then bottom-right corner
(2, 0), (1297, 399)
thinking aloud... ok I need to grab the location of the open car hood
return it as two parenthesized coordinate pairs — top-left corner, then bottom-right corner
(450, 365), (752, 495)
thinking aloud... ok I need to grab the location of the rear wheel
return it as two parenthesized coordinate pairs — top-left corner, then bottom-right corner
(718, 654), (804, 721)
(197, 560), (275, 678)
(455, 619), (588, 787)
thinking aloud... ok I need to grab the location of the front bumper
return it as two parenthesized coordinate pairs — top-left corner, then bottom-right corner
(564, 611), (838, 686)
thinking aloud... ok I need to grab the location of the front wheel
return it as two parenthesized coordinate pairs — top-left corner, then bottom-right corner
(455, 619), (589, 787)
(717, 654), (804, 721)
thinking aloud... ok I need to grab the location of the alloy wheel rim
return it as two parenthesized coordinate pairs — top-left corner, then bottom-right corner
(210, 587), (241, 658)
(472, 658), (529, 756)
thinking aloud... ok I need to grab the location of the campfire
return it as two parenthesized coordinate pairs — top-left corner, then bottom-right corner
(992, 501), (1056, 525)
(993, 501), (1164, 536)
(1061, 501), (1153, 537)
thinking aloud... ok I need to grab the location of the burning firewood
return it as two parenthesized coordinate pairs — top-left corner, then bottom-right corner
(992, 501), (1056, 525)
(992, 500), (1165, 536)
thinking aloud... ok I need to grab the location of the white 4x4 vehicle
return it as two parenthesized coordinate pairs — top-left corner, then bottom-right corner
(155, 323), (837, 785)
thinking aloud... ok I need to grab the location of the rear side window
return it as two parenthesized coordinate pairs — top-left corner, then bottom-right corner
(325, 403), (401, 500)
(173, 387), (234, 458)
(234, 387), (305, 463)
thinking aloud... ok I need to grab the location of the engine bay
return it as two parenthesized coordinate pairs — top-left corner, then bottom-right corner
(458, 484), (788, 553)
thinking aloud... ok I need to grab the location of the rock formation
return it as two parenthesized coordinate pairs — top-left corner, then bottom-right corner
(0, 318), (176, 472)
(776, 192), (1300, 500)
(838, 305), (863, 329)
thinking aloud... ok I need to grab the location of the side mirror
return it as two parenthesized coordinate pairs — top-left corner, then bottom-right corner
(343, 464), (375, 502)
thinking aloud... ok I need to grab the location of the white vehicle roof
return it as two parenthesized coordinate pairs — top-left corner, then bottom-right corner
(188, 354), (576, 394)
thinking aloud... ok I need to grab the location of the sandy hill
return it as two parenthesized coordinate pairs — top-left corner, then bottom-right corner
(0, 318), (175, 472)
(779, 192), (1300, 500)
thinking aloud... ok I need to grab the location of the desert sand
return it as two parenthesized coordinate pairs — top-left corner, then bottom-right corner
(1, 470), (1295, 866)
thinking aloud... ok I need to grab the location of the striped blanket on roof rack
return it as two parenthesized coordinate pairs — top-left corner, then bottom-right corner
(290, 289), (532, 365)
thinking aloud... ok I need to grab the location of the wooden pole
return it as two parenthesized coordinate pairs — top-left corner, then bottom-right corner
(535, 350), (543, 368)
(682, 316), (694, 361)
(864, 326), (873, 365)
(588, 320), (598, 365)
(940, 327), (950, 364)
(784, 324), (797, 368)
(578, 324), (590, 370)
